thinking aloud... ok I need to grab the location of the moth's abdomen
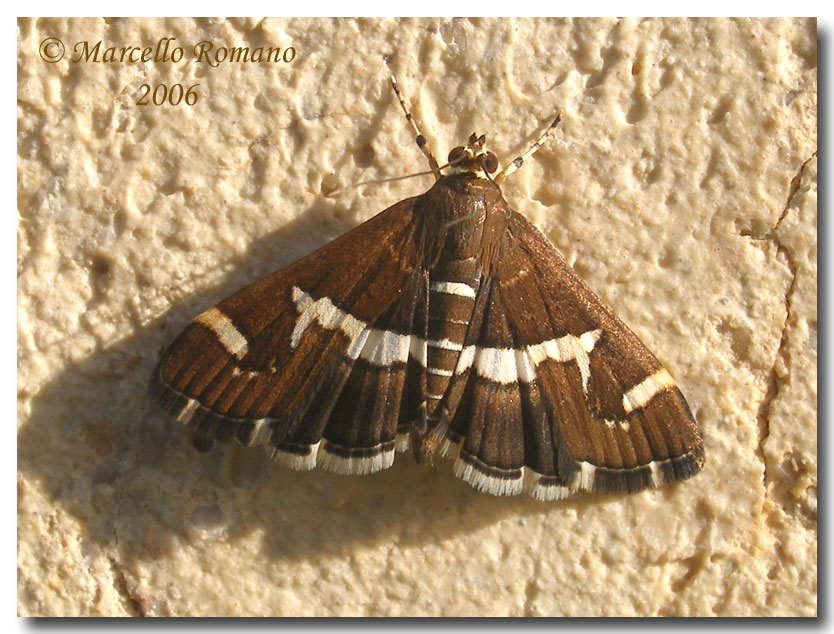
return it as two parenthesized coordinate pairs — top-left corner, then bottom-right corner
(425, 270), (480, 420)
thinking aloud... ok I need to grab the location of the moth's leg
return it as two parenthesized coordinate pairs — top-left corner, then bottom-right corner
(390, 75), (442, 180)
(494, 113), (562, 186)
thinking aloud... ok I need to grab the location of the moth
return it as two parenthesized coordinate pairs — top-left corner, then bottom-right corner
(150, 77), (704, 500)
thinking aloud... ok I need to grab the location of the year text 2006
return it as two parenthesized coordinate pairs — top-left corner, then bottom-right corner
(136, 83), (200, 106)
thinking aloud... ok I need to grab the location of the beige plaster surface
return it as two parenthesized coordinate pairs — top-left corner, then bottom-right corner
(17, 17), (816, 616)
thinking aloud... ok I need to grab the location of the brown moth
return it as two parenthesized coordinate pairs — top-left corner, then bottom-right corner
(150, 77), (704, 499)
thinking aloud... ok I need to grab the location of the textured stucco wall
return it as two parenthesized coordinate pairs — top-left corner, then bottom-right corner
(18, 17), (816, 616)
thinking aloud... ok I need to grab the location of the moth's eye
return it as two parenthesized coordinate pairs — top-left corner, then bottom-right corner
(484, 152), (499, 174)
(448, 146), (466, 164)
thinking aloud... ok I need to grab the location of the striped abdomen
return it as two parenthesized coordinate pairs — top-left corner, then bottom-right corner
(425, 268), (480, 419)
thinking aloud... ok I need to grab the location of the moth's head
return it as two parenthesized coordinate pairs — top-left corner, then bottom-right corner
(446, 133), (499, 180)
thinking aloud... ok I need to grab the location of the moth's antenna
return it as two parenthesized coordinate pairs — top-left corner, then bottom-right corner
(494, 113), (562, 186)
(391, 75), (443, 181)
(324, 169), (438, 197)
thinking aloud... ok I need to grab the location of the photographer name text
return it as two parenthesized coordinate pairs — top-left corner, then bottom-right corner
(71, 37), (296, 67)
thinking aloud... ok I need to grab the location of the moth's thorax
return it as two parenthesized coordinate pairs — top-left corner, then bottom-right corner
(419, 172), (506, 263)
(435, 170), (500, 199)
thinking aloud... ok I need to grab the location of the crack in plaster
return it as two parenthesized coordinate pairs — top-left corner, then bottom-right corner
(108, 555), (143, 616)
(520, 558), (540, 616)
(739, 152), (815, 512)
